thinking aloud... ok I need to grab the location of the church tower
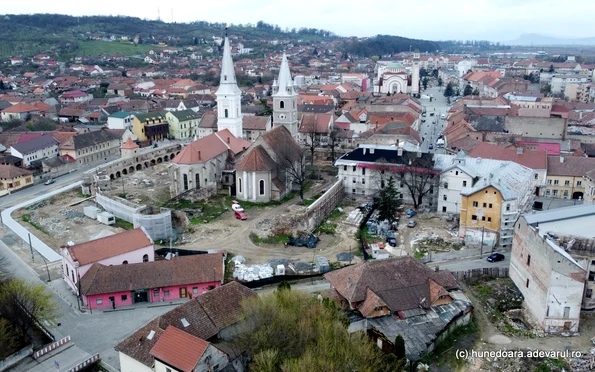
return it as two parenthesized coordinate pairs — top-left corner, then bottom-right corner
(272, 53), (298, 137)
(411, 52), (421, 96)
(215, 28), (243, 138)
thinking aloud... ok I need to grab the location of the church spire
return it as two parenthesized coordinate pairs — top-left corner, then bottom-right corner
(275, 53), (294, 96)
(216, 28), (241, 95)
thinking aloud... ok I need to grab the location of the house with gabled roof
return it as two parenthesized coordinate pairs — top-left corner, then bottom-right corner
(10, 134), (59, 167)
(115, 281), (256, 372)
(0, 164), (34, 196)
(325, 257), (472, 361)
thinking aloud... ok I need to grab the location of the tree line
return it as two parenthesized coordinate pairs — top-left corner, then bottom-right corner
(345, 35), (440, 57)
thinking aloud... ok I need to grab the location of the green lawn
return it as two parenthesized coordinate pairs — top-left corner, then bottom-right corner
(61, 40), (163, 60)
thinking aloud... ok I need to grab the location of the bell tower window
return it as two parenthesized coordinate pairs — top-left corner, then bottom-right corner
(280, 101), (285, 109)
(224, 74), (227, 81)
(224, 109), (229, 118)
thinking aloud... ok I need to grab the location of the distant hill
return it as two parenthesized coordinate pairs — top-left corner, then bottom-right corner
(507, 33), (595, 46)
(345, 35), (440, 57)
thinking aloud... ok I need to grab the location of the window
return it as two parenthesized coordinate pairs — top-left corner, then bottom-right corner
(238, 178), (242, 193)
(548, 179), (552, 185)
(443, 195), (447, 201)
(589, 271), (595, 281)
(564, 180), (570, 186)
(546, 190), (551, 196)
(96, 298), (103, 305)
(473, 201), (478, 207)
(472, 215), (477, 221)
(143, 254), (149, 262)
(554, 180), (559, 185)
(526, 254), (531, 266)
(481, 216), (486, 221)
(526, 278), (529, 288)
(166, 368), (172, 372)
(563, 307), (570, 318)
(462, 180), (467, 187)
(587, 289), (593, 298)
(259, 179), (265, 195)
(121, 295), (128, 302)
(553, 190), (558, 196)
(352, 188), (356, 194)
(352, 178), (356, 183)
(483, 203), (487, 208)
(193, 287), (198, 294)
(455, 171), (459, 175)
(534, 173), (538, 180)
(343, 165), (347, 171)
(224, 109), (229, 118)
(280, 100), (285, 109)
(546, 306), (550, 317)
(353, 166), (356, 172)
(362, 168), (365, 175)
(442, 206), (447, 212)
(164, 290), (170, 297)
(564, 190), (569, 197)
(183, 174), (188, 191)
(195, 174), (200, 189)
(577, 181), (582, 186)
(122, 260), (128, 264)
(362, 178), (365, 184)
(506, 204), (510, 211)
(154, 289), (159, 298)
(400, 193), (404, 199)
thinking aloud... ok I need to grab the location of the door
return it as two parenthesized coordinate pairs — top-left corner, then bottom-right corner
(180, 287), (187, 298)
(563, 322), (571, 331)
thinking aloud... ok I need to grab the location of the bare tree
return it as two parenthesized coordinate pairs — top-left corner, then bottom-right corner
(328, 126), (340, 163)
(277, 145), (309, 202)
(301, 119), (319, 168)
(397, 152), (439, 209)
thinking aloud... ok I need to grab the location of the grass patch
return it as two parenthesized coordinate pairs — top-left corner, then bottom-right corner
(113, 218), (134, 230)
(421, 317), (479, 370)
(166, 197), (228, 224)
(59, 40), (163, 60)
(303, 193), (323, 206)
(534, 358), (571, 372)
(249, 232), (291, 245)
(314, 222), (337, 235)
(78, 190), (91, 198)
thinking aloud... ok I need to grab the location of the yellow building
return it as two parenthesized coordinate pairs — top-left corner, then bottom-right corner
(0, 164), (34, 196)
(460, 185), (503, 236)
(546, 156), (595, 200)
(164, 110), (200, 140)
(131, 112), (170, 143)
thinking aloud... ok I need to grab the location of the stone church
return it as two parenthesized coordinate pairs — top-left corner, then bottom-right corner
(374, 53), (421, 96)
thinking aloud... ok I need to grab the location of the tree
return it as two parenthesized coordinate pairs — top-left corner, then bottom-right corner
(397, 152), (439, 209)
(422, 77), (429, 90)
(0, 278), (60, 339)
(312, 47), (318, 56)
(237, 290), (405, 372)
(472, 88), (480, 96)
(463, 84), (473, 96)
(443, 82), (454, 97)
(393, 334), (406, 360)
(378, 176), (400, 223)
(541, 83), (552, 96)
(278, 145), (309, 201)
(437, 77), (443, 87)
(277, 281), (291, 291)
(328, 126), (341, 163)
(549, 64), (555, 73)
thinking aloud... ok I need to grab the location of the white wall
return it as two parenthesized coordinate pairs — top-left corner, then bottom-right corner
(119, 352), (154, 372)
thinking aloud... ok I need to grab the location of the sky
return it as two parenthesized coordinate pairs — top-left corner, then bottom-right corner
(2, 0), (595, 41)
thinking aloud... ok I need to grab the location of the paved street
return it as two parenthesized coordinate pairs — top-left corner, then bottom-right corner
(429, 253), (510, 272)
(419, 86), (450, 154)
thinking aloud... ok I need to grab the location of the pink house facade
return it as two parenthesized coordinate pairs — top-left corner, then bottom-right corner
(61, 227), (154, 295)
(80, 252), (225, 310)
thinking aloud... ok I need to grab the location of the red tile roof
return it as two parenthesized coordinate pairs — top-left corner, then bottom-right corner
(67, 228), (153, 266)
(236, 145), (276, 171)
(173, 129), (251, 165)
(1, 102), (38, 113)
(150, 326), (208, 372)
(0, 164), (33, 179)
(121, 137), (139, 150)
(468, 142), (547, 169)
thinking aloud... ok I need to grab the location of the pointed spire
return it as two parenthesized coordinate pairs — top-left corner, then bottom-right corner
(274, 53), (294, 96)
(216, 30), (241, 95)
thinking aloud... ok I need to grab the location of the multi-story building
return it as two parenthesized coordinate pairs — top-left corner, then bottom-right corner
(59, 129), (121, 166)
(510, 205), (595, 333)
(335, 145), (438, 209)
(165, 109), (201, 140)
(545, 155), (595, 200)
(107, 111), (134, 131)
(10, 135), (60, 167)
(131, 112), (170, 143)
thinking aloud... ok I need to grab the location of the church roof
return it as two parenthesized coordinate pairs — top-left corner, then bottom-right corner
(274, 53), (294, 97)
(215, 36), (242, 96)
(236, 145), (277, 171)
(235, 126), (301, 172)
(172, 129), (250, 165)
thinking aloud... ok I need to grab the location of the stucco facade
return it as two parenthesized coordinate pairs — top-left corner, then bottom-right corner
(169, 151), (228, 196)
(546, 175), (585, 199)
(0, 168), (34, 197)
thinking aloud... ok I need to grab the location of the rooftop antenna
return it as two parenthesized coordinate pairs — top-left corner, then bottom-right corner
(157, 7), (161, 22)
(171, 8), (173, 23)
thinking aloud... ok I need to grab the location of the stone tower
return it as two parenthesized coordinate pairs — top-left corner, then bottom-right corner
(411, 52), (421, 96)
(215, 28), (243, 138)
(272, 53), (298, 137)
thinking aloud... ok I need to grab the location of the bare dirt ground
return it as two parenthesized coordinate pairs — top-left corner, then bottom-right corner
(101, 163), (172, 205)
(395, 211), (460, 254)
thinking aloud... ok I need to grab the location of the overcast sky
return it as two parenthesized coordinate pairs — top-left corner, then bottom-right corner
(2, 0), (594, 41)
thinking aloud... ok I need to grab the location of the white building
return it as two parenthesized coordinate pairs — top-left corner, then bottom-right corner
(107, 111), (134, 131)
(510, 205), (595, 333)
(215, 30), (243, 139)
(10, 135), (60, 167)
(373, 53), (420, 96)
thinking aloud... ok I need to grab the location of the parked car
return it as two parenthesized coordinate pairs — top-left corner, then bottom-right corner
(487, 253), (505, 262)
(231, 204), (244, 212)
(234, 211), (248, 220)
(430, 113), (435, 116)
(406, 209), (416, 218)
(44, 179), (55, 185)
(407, 220), (417, 228)
(385, 231), (397, 246)
(429, 144), (434, 150)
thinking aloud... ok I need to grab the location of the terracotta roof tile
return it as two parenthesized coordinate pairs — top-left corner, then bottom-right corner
(468, 142), (547, 169)
(235, 145), (276, 171)
(150, 326), (208, 372)
(242, 116), (270, 130)
(547, 155), (595, 177)
(0, 164), (33, 178)
(67, 227), (153, 266)
(172, 129), (251, 165)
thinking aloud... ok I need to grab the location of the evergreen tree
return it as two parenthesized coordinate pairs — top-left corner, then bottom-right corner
(443, 82), (454, 97)
(463, 84), (473, 96)
(378, 176), (400, 222)
(393, 334), (406, 360)
(422, 77), (429, 90)
(437, 77), (443, 87)
(472, 88), (480, 96)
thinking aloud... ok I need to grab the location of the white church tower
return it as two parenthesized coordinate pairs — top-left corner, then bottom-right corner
(411, 52), (421, 96)
(272, 53), (298, 137)
(215, 28), (243, 138)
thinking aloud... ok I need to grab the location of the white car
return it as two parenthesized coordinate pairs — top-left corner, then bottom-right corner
(232, 204), (244, 212)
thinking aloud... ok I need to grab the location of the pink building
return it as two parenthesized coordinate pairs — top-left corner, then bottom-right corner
(61, 227), (154, 295)
(60, 90), (91, 104)
(80, 252), (224, 309)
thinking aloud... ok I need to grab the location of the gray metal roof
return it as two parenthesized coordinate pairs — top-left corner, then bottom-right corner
(11, 135), (58, 155)
(523, 204), (595, 225)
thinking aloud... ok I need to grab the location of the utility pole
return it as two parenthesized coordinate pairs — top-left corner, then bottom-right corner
(41, 255), (51, 282)
(28, 233), (34, 263)
(480, 226), (485, 256)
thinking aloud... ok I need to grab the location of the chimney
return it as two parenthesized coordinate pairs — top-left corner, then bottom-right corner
(560, 156), (564, 163)
(516, 147), (523, 155)
(397, 148), (403, 156)
(198, 151), (201, 161)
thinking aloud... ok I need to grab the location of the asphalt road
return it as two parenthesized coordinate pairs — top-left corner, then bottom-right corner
(429, 253), (511, 272)
(419, 86), (450, 154)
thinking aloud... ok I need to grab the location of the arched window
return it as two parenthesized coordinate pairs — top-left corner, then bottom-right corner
(183, 174), (188, 191)
(280, 100), (285, 109)
(259, 179), (265, 195)
(224, 109), (229, 118)
(195, 174), (200, 189)
(143, 254), (149, 262)
(123, 260), (128, 264)
(238, 177), (242, 193)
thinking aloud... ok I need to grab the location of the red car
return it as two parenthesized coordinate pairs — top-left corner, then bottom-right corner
(234, 211), (247, 220)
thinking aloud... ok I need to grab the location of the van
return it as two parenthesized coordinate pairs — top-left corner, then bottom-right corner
(441, 114), (446, 119)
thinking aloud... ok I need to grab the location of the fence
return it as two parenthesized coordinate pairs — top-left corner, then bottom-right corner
(66, 354), (100, 372)
(418, 247), (484, 263)
(305, 178), (344, 231)
(0, 346), (33, 371)
(450, 267), (509, 281)
(33, 335), (71, 359)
